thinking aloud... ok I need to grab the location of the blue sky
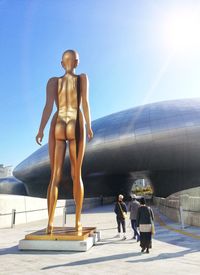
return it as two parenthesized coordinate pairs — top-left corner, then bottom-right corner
(1, 0), (200, 167)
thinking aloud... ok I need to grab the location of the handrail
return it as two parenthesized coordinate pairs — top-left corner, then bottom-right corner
(0, 205), (64, 216)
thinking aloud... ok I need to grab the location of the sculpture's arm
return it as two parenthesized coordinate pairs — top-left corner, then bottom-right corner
(80, 74), (93, 140)
(36, 78), (57, 145)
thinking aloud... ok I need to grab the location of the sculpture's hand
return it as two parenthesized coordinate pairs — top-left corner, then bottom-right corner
(36, 131), (44, 146)
(87, 128), (94, 141)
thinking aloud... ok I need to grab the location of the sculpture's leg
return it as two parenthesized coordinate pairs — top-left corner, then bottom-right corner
(69, 114), (85, 231)
(47, 113), (57, 214)
(69, 141), (82, 231)
(47, 139), (66, 234)
(75, 156), (84, 232)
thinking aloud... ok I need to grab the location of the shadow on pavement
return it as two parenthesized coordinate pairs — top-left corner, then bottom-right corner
(0, 245), (78, 256)
(41, 248), (199, 270)
(41, 251), (141, 270)
(126, 248), (199, 263)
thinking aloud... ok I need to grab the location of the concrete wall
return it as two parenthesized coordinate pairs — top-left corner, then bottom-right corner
(0, 195), (115, 229)
(153, 186), (200, 227)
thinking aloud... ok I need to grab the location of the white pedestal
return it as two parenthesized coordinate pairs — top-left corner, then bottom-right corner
(19, 236), (95, 252)
(18, 228), (101, 252)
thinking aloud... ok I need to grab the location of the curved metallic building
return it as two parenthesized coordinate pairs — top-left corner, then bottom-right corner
(0, 176), (27, 196)
(13, 98), (200, 198)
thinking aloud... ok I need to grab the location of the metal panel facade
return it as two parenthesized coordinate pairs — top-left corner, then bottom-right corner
(12, 98), (200, 198)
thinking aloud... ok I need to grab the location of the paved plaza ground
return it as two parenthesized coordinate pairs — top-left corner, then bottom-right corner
(0, 204), (200, 275)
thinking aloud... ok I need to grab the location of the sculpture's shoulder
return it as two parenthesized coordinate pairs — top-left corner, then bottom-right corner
(79, 73), (88, 81)
(47, 77), (58, 87)
(79, 74), (88, 89)
(46, 77), (58, 98)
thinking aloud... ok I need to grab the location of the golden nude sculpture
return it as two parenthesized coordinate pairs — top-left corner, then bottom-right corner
(36, 50), (93, 234)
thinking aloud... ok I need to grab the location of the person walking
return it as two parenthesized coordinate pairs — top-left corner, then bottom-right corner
(128, 194), (140, 241)
(114, 194), (127, 240)
(136, 197), (154, 253)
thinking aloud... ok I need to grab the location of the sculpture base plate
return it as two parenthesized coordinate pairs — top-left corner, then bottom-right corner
(25, 227), (96, 241)
(19, 227), (100, 252)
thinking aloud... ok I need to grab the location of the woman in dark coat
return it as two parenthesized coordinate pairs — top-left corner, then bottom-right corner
(136, 197), (154, 253)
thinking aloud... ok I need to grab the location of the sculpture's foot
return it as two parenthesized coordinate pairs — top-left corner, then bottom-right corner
(75, 221), (82, 232)
(46, 224), (53, 234)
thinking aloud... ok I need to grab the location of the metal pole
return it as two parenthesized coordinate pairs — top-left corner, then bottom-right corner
(62, 207), (66, 227)
(179, 206), (185, 229)
(11, 209), (16, 228)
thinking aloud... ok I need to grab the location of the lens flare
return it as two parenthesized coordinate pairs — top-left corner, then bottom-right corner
(163, 9), (200, 52)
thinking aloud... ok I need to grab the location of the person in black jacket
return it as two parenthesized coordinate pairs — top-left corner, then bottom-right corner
(114, 194), (127, 240)
(136, 197), (154, 253)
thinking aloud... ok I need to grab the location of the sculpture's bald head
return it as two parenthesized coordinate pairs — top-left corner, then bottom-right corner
(61, 50), (79, 72)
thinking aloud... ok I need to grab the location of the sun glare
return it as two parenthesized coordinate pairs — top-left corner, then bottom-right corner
(163, 9), (200, 53)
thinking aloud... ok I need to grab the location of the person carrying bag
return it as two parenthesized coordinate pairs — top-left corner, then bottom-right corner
(136, 197), (155, 253)
(114, 194), (127, 240)
(118, 201), (128, 219)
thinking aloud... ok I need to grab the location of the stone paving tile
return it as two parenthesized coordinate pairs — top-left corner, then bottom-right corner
(0, 204), (200, 274)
